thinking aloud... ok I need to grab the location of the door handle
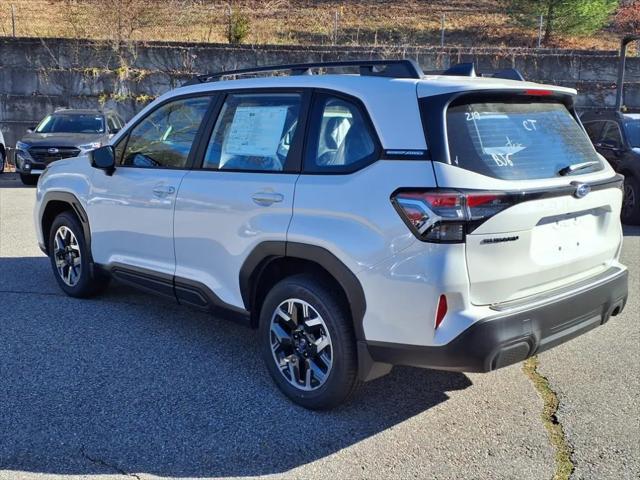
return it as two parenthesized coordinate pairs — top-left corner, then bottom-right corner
(252, 191), (284, 206)
(152, 185), (176, 197)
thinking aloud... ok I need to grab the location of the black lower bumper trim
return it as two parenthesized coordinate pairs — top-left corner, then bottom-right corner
(366, 267), (628, 373)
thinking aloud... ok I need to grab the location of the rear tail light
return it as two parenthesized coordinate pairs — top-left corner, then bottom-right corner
(391, 189), (515, 243)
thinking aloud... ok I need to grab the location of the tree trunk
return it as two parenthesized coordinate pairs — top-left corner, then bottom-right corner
(543, 1), (555, 44)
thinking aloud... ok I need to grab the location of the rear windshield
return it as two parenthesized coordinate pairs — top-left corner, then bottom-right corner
(36, 114), (105, 134)
(446, 102), (603, 180)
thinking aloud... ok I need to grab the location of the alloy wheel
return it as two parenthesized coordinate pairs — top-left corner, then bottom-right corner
(53, 225), (82, 287)
(269, 298), (333, 391)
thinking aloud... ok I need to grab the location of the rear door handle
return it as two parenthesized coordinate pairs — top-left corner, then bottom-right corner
(252, 192), (284, 206)
(152, 185), (176, 197)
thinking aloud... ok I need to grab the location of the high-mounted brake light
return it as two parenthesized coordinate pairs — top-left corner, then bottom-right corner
(391, 189), (516, 243)
(524, 89), (553, 96)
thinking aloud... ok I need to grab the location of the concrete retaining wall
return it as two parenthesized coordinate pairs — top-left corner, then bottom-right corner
(1, 37), (638, 153)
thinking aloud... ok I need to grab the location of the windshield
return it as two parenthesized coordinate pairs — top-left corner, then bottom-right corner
(446, 101), (603, 180)
(624, 120), (640, 148)
(36, 114), (105, 134)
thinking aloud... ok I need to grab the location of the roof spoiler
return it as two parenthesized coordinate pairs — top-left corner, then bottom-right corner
(615, 35), (640, 112)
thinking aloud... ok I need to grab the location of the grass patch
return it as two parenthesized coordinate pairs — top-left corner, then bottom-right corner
(523, 356), (574, 480)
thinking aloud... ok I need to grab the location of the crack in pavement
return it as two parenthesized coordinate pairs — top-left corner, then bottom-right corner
(80, 445), (141, 479)
(523, 356), (575, 480)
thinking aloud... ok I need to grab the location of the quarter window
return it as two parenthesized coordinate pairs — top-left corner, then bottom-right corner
(121, 97), (211, 168)
(305, 94), (376, 172)
(203, 93), (302, 172)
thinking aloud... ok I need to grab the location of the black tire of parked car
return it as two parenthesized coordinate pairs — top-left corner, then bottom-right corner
(0, 150), (5, 174)
(622, 175), (640, 225)
(259, 274), (361, 410)
(20, 173), (38, 186)
(48, 211), (110, 298)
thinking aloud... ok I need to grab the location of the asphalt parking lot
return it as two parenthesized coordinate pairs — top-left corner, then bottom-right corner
(0, 172), (638, 480)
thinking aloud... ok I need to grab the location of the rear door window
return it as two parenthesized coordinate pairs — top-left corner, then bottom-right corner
(446, 101), (603, 180)
(203, 93), (302, 172)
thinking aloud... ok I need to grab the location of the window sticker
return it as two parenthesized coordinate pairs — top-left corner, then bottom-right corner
(223, 106), (288, 157)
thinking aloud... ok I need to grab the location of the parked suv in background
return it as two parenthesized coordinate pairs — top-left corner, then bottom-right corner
(34, 60), (628, 409)
(15, 108), (124, 185)
(581, 110), (640, 224)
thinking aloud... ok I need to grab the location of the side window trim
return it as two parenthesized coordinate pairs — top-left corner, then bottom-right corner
(302, 89), (382, 175)
(192, 88), (312, 174)
(113, 92), (218, 170)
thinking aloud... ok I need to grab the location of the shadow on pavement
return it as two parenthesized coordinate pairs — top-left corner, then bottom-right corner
(0, 256), (472, 478)
(0, 172), (33, 189)
(623, 224), (640, 237)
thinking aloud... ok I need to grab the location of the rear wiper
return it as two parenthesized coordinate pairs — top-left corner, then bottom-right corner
(558, 161), (600, 176)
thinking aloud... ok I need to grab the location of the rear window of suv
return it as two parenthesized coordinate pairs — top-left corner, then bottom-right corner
(446, 101), (603, 180)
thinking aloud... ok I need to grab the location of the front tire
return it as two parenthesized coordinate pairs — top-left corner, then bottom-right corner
(0, 150), (5, 174)
(621, 175), (640, 225)
(259, 274), (360, 409)
(48, 212), (109, 298)
(20, 173), (38, 185)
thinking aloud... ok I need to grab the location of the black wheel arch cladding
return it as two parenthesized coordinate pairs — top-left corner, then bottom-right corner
(240, 241), (367, 341)
(41, 191), (92, 257)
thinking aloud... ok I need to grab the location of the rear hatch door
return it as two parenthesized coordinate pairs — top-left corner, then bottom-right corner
(423, 91), (623, 305)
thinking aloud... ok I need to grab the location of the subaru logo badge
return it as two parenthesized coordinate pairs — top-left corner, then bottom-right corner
(573, 183), (591, 199)
(48, 148), (59, 154)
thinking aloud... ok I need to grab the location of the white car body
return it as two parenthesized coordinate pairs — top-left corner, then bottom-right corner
(34, 61), (628, 405)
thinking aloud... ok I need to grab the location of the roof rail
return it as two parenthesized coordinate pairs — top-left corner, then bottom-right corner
(183, 59), (424, 85)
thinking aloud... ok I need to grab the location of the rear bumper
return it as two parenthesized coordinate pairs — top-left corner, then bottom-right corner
(365, 266), (628, 373)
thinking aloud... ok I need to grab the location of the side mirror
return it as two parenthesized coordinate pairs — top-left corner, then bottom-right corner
(111, 127), (121, 134)
(90, 145), (116, 175)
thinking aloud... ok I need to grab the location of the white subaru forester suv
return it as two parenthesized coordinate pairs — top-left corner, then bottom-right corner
(35, 60), (628, 409)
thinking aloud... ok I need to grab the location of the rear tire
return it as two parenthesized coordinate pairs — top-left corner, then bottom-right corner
(621, 175), (640, 225)
(259, 274), (361, 409)
(0, 150), (5, 174)
(20, 173), (38, 186)
(48, 211), (109, 298)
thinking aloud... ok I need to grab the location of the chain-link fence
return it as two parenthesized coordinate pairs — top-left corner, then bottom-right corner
(0, 0), (634, 51)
